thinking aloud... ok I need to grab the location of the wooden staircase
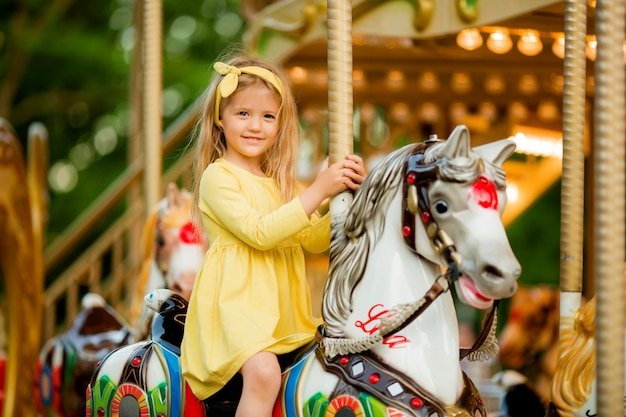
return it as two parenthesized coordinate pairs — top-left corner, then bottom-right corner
(39, 99), (201, 342)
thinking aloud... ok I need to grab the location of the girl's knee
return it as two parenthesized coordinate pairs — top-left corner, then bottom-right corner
(242, 352), (281, 391)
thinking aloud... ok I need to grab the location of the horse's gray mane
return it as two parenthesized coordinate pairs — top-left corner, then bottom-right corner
(322, 140), (509, 337)
(322, 144), (416, 336)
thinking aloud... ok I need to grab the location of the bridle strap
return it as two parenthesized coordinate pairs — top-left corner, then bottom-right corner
(402, 145), (438, 251)
(402, 140), (462, 276)
(460, 300), (500, 360)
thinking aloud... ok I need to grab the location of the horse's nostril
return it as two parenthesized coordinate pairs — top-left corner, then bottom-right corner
(484, 265), (503, 280)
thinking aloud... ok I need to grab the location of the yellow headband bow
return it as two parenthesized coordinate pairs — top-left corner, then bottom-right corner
(213, 61), (284, 125)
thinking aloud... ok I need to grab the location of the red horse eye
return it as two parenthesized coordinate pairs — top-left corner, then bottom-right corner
(179, 222), (200, 244)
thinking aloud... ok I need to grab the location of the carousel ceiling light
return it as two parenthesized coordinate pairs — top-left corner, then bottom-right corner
(517, 29), (543, 56)
(449, 102), (468, 123)
(486, 28), (512, 54)
(419, 102), (441, 122)
(353, 69), (366, 89)
(551, 74), (564, 94)
(386, 70), (405, 89)
(418, 71), (439, 92)
(518, 74), (539, 95)
(552, 33), (565, 59)
(538, 100), (560, 122)
(450, 72), (472, 93)
(509, 129), (563, 159)
(289, 66), (308, 84)
(478, 101), (498, 121)
(390, 102), (410, 123)
(484, 73), (505, 94)
(586, 36), (597, 61)
(509, 101), (529, 121)
(456, 28), (483, 51)
(359, 103), (377, 124)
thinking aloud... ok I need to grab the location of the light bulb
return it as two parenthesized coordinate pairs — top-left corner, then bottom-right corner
(586, 36), (597, 61)
(552, 33), (565, 59)
(487, 28), (513, 54)
(457, 28), (483, 51)
(517, 29), (543, 56)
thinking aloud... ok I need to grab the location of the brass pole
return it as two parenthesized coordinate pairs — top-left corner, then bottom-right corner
(554, 8), (587, 409)
(142, 0), (162, 215)
(559, 0), (586, 304)
(327, 0), (353, 226)
(593, 0), (625, 415)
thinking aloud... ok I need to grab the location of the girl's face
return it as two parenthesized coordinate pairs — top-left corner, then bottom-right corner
(218, 84), (281, 174)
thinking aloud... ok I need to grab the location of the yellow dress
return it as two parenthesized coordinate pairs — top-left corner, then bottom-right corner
(181, 158), (329, 400)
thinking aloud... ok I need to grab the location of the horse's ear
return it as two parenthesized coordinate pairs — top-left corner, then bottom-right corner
(166, 182), (185, 208)
(473, 139), (516, 168)
(441, 124), (471, 159)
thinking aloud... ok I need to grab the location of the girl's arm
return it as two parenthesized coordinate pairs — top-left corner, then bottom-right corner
(200, 165), (312, 250)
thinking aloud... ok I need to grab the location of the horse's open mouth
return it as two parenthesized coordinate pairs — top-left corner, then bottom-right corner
(456, 275), (494, 310)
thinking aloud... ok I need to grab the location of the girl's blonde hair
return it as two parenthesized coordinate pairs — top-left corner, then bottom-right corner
(190, 52), (300, 221)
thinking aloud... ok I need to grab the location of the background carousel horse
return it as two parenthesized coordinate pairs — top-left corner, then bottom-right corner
(0, 119), (47, 416)
(87, 125), (521, 417)
(34, 293), (132, 417)
(497, 285), (560, 403)
(130, 182), (207, 340)
(547, 293), (626, 417)
(34, 183), (206, 417)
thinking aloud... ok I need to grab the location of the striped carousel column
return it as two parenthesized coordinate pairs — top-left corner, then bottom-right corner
(550, 1), (588, 412)
(558, 0), (586, 327)
(593, 0), (625, 415)
(142, 0), (162, 216)
(327, 0), (354, 236)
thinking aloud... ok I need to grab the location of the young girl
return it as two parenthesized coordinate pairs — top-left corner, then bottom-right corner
(180, 54), (366, 417)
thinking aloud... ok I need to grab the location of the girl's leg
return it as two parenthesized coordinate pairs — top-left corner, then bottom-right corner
(235, 351), (281, 417)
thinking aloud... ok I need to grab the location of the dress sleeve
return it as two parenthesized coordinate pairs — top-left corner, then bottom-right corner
(298, 212), (330, 253)
(199, 165), (312, 250)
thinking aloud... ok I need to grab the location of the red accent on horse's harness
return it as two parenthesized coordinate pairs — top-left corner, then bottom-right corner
(180, 222), (200, 244)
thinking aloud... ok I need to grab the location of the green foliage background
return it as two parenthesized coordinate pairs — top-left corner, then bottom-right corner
(0, 0), (245, 242)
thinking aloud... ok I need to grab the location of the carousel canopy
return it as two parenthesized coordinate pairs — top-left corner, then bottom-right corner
(240, 0), (599, 225)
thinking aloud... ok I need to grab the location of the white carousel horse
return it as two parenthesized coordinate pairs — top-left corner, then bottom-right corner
(130, 182), (208, 340)
(87, 125), (521, 417)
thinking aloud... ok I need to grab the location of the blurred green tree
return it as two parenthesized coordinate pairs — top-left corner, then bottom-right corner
(0, 0), (245, 240)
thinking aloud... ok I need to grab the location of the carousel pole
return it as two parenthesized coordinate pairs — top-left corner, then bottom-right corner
(550, 2), (588, 413)
(593, 0), (625, 415)
(142, 0), (162, 215)
(557, 0), (587, 369)
(326, 0), (354, 226)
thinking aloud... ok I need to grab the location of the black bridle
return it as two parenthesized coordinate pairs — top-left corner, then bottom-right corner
(401, 139), (461, 282)
(395, 140), (499, 359)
